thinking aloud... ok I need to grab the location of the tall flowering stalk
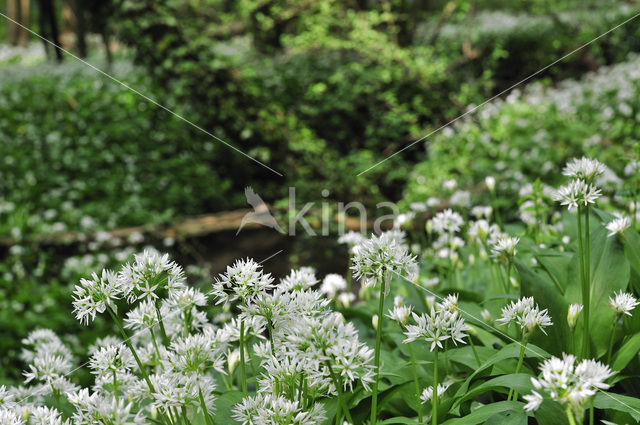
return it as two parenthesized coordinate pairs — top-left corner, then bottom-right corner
(404, 294), (469, 425)
(553, 157), (604, 358)
(352, 232), (417, 425)
(496, 297), (552, 401)
(607, 291), (639, 364)
(213, 258), (274, 396)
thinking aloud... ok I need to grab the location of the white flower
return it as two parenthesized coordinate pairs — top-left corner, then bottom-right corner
(351, 232), (418, 294)
(119, 249), (186, 303)
(89, 344), (135, 378)
(497, 297), (552, 337)
(320, 274), (347, 298)
(523, 354), (613, 419)
(562, 157), (606, 182)
(280, 267), (318, 291)
(490, 236), (519, 264)
(552, 179), (601, 212)
(72, 269), (122, 325)
(233, 393), (325, 425)
(393, 212), (416, 229)
(212, 258), (274, 305)
(336, 292), (355, 307)
(430, 209), (464, 234)
(606, 216), (631, 237)
(609, 291), (639, 316)
(387, 302), (412, 326)
(567, 304), (583, 329)
(485, 176), (496, 191)
(420, 382), (451, 403)
(403, 298), (470, 351)
(0, 409), (24, 425)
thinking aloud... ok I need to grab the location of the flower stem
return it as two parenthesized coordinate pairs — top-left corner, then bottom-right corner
(508, 338), (527, 401)
(468, 336), (481, 367)
(566, 406), (577, 425)
(433, 348), (439, 425)
(107, 307), (154, 392)
(155, 301), (170, 346)
(589, 398), (594, 425)
(577, 206), (590, 358)
(607, 315), (618, 365)
(239, 316), (248, 396)
(113, 370), (119, 404)
(199, 385), (215, 425)
(324, 358), (354, 424)
(370, 274), (387, 425)
(408, 343), (423, 422)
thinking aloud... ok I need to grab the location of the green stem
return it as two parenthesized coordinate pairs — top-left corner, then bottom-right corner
(324, 358), (354, 424)
(155, 302), (170, 346)
(508, 338), (527, 401)
(239, 317), (248, 396)
(347, 255), (353, 293)
(370, 273), (388, 425)
(589, 398), (594, 425)
(566, 406), (577, 425)
(505, 262), (512, 294)
(433, 348), (439, 425)
(577, 206), (590, 358)
(408, 343), (423, 422)
(113, 370), (119, 404)
(107, 307), (154, 392)
(199, 385), (215, 425)
(468, 336), (481, 367)
(149, 328), (163, 365)
(607, 315), (618, 365)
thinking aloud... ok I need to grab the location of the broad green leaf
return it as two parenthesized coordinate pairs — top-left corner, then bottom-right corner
(378, 417), (422, 425)
(612, 332), (640, 372)
(212, 390), (243, 424)
(453, 374), (532, 409)
(594, 391), (640, 421)
(533, 400), (569, 425)
(483, 410), (527, 425)
(441, 401), (522, 425)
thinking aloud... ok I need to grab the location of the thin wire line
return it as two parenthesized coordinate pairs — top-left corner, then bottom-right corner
(16, 249), (284, 404)
(357, 10), (640, 176)
(0, 12), (284, 178)
(392, 270), (640, 415)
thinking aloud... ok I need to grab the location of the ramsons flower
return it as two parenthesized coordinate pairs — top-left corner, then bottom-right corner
(420, 382), (451, 403)
(490, 236), (519, 265)
(430, 209), (464, 234)
(212, 258), (274, 305)
(567, 304), (583, 329)
(605, 216), (631, 237)
(562, 157), (606, 182)
(551, 179), (601, 212)
(233, 393), (325, 425)
(351, 232), (418, 294)
(119, 249), (186, 303)
(72, 269), (122, 325)
(497, 297), (552, 337)
(523, 354), (613, 421)
(403, 296), (469, 351)
(319, 274), (347, 299)
(609, 291), (639, 316)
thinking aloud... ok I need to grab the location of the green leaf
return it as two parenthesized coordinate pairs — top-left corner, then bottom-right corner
(594, 391), (640, 421)
(612, 332), (640, 372)
(533, 400), (569, 425)
(212, 390), (243, 425)
(516, 259), (569, 356)
(453, 374), (532, 409)
(441, 401), (522, 425)
(483, 410), (527, 425)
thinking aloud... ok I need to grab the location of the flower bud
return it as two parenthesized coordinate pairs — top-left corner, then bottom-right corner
(485, 176), (496, 192)
(567, 304), (583, 330)
(372, 314), (379, 331)
(228, 349), (240, 374)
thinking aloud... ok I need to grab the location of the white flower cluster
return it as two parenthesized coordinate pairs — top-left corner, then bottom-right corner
(609, 291), (639, 316)
(403, 294), (470, 351)
(496, 297), (553, 337)
(351, 231), (418, 293)
(552, 157), (605, 212)
(523, 354), (613, 420)
(490, 236), (519, 265)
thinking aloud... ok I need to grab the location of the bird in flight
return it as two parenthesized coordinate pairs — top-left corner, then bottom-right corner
(237, 187), (285, 235)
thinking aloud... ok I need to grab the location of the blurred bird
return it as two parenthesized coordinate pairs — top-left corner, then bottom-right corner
(237, 186), (284, 234)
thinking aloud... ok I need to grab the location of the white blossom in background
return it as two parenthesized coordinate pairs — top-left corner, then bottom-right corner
(624, 160), (640, 176)
(420, 382), (451, 403)
(387, 297), (413, 326)
(393, 212), (416, 229)
(337, 231), (366, 254)
(320, 274), (347, 298)
(609, 291), (639, 316)
(430, 209), (464, 234)
(351, 232), (418, 294)
(606, 215), (631, 237)
(497, 297), (552, 337)
(523, 354), (613, 420)
(490, 236), (519, 264)
(280, 267), (318, 291)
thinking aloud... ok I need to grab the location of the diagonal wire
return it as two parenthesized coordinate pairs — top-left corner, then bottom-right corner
(357, 9), (640, 176)
(0, 12), (283, 177)
(16, 249), (284, 404)
(391, 269), (640, 415)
